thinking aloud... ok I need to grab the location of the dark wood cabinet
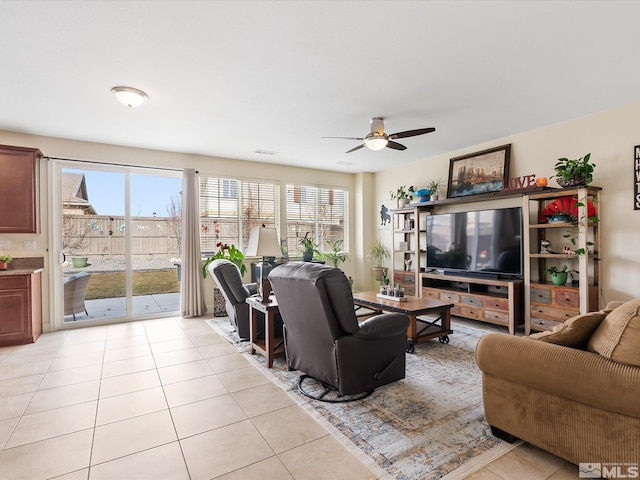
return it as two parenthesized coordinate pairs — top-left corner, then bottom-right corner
(0, 144), (42, 233)
(0, 272), (42, 345)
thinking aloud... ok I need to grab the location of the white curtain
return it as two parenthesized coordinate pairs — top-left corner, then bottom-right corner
(180, 168), (206, 317)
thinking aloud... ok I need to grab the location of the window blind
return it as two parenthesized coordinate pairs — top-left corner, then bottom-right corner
(286, 184), (346, 256)
(199, 176), (277, 254)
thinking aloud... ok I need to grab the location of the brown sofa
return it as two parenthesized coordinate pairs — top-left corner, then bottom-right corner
(476, 299), (640, 464)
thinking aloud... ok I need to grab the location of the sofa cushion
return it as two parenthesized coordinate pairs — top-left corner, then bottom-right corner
(529, 310), (608, 348)
(587, 299), (640, 367)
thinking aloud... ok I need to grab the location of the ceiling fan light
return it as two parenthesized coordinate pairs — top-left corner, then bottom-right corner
(365, 136), (388, 151)
(111, 86), (148, 108)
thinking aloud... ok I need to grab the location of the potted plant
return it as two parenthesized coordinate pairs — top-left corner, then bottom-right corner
(202, 242), (247, 278)
(427, 178), (445, 201)
(324, 239), (350, 268)
(552, 153), (595, 187)
(390, 185), (415, 208)
(543, 265), (577, 286)
(0, 255), (12, 270)
(366, 239), (391, 281)
(299, 232), (321, 262)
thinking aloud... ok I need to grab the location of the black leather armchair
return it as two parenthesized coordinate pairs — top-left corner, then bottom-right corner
(207, 259), (257, 340)
(269, 262), (409, 398)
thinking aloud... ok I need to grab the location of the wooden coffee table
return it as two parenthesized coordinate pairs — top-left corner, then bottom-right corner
(352, 291), (453, 353)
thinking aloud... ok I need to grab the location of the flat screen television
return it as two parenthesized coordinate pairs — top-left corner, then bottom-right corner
(425, 206), (523, 277)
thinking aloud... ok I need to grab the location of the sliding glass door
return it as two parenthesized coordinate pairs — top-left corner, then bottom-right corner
(54, 162), (182, 326)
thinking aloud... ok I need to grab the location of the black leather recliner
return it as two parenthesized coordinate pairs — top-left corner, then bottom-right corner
(269, 262), (410, 397)
(207, 259), (257, 340)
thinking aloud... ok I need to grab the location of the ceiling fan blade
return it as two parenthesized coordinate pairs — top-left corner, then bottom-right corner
(346, 144), (366, 153)
(388, 127), (436, 139)
(386, 141), (407, 151)
(322, 136), (364, 141)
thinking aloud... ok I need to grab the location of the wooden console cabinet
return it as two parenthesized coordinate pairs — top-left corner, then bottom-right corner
(0, 271), (42, 345)
(421, 272), (523, 334)
(0, 144), (41, 233)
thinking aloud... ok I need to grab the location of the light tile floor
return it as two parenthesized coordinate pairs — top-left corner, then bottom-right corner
(0, 315), (584, 480)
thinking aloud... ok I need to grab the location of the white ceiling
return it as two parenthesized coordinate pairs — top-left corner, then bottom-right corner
(1, 1), (640, 173)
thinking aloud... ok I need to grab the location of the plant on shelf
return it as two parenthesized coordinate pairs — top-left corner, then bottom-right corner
(552, 153), (595, 187)
(426, 178), (445, 200)
(324, 239), (350, 268)
(390, 185), (415, 207)
(543, 265), (577, 286)
(202, 242), (246, 278)
(367, 239), (391, 281)
(299, 232), (322, 262)
(0, 254), (12, 270)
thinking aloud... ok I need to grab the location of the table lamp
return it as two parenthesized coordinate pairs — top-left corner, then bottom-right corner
(246, 225), (282, 302)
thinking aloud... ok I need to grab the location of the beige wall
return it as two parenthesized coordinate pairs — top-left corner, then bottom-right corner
(375, 101), (640, 304)
(0, 131), (358, 331)
(2, 99), (639, 331)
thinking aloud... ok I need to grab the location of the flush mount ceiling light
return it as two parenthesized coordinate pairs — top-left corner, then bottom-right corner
(111, 86), (147, 108)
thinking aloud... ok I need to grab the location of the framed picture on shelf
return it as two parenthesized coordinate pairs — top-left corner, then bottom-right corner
(399, 241), (409, 251)
(447, 144), (511, 198)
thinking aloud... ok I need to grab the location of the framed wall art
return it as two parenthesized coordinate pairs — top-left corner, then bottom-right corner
(447, 144), (511, 198)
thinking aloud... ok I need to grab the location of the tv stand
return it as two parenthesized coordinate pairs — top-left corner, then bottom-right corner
(421, 272), (523, 334)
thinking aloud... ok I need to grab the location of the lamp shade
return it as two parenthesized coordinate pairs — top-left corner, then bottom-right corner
(246, 226), (281, 257)
(364, 134), (389, 151)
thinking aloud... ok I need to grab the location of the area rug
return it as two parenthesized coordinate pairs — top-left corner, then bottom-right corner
(206, 316), (516, 480)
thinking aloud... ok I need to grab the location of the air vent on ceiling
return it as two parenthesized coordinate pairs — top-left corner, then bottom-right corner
(336, 161), (357, 166)
(254, 149), (278, 155)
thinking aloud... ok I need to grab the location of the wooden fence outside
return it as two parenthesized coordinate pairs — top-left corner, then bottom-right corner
(63, 214), (180, 260)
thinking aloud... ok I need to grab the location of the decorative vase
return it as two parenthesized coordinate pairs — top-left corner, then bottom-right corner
(0, 260), (8, 270)
(302, 251), (313, 262)
(550, 272), (568, 286)
(372, 266), (388, 281)
(398, 198), (410, 208)
(548, 214), (573, 224)
(556, 176), (587, 188)
(213, 287), (227, 316)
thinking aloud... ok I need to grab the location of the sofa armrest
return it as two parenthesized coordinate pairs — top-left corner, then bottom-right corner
(353, 313), (409, 339)
(245, 283), (258, 295)
(476, 333), (640, 418)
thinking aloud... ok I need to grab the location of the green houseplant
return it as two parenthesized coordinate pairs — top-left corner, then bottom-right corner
(324, 239), (350, 268)
(390, 185), (415, 207)
(202, 243), (246, 278)
(0, 255), (12, 270)
(553, 153), (595, 187)
(426, 178), (445, 201)
(299, 232), (321, 262)
(366, 239), (391, 281)
(543, 265), (577, 286)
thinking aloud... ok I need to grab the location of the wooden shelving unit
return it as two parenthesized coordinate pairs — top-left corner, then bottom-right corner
(390, 206), (421, 296)
(522, 186), (602, 334)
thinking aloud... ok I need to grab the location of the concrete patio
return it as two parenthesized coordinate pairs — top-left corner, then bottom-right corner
(65, 292), (180, 323)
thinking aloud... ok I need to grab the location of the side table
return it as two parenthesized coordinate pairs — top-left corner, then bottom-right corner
(245, 296), (285, 368)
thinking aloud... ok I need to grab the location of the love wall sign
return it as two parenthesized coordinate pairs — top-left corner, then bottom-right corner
(635, 145), (640, 210)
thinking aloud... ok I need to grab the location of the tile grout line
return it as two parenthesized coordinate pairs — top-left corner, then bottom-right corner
(85, 327), (108, 478)
(153, 318), (194, 480)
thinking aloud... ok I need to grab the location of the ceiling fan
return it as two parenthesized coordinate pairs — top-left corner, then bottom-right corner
(324, 117), (435, 153)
